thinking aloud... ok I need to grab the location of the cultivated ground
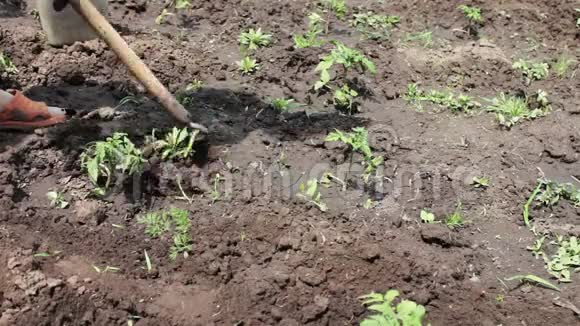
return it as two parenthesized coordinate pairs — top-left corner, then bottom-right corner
(1, 0), (579, 325)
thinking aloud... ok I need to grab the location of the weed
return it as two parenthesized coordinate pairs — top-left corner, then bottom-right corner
(333, 84), (359, 113)
(504, 274), (560, 292)
(0, 52), (18, 74)
(535, 180), (580, 207)
(458, 5), (483, 24)
(147, 127), (199, 160)
(512, 59), (549, 84)
(46, 190), (69, 209)
(359, 290), (428, 326)
(420, 209), (436, 224)
(350, 11), (400, 40)
(314, 41), (376, 90)
(471, 177), (490, 189)
(237, 56), (259, 74)
(169, 207), (191, 234)
(239, 28), (272, 51)
(185, 79), (204, 92)
(169, 232), (193, 260)
(404, 84), (479, 113)
(445, 203), (464, 229)
(495, 294), (505, 303)
(294, 13), (325, 49)
(546, 236), (580, 282)
(321, 0), (347, 19)
(403, 31), (433, 48)
(298, 179), (327, 212)
(210, 174), (223, 204)
(81, 133), (146, 196)
(270, 98), (299, 113)
(155, 8), (173, 25)
(553, 54), (577, 78)
(326, 128), (383, 183)
(138, 212), (171, 238)
(486, 91), (550, 128)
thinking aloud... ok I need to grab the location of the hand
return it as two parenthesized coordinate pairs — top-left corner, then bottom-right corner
(53, 0), (69, 12)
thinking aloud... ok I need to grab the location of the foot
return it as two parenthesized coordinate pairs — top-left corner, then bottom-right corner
(0, 91), (66, 130)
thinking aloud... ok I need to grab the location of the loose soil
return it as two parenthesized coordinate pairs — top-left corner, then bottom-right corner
(1, 0), (580, 325)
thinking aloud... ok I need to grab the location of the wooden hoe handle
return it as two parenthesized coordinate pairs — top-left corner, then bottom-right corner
(68, 0), (208, 133)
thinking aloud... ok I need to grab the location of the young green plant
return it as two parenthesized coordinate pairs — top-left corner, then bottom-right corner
(486, 91), (551, 128)
(46, 190), (69, 209)
(321, 0), (347, 19)
(512, 59), (549, 84)
(294, 13), (325, 49)
(237, 56), (259, 75)
(297, 178), (327, 212)
(239, 28), (272, 51)
(147, 127), (199, 160)
(333, 84), (359, 113)
(404, 84), (479, 113)
(0, 52), (18, 74)
(359, 290), (428, 326)
(350, 11), (400, 40)
(445, 203), (465, 229)
(553, 54), (577, 78)
(314, 41), (376, 90)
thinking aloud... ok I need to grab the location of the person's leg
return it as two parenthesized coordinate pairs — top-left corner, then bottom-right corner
(0, 89), (66, 130)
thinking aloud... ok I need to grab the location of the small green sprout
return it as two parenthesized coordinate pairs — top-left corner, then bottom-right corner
(298, 179), (327, 212)
(359, 290), (428, 326)
(144, 250), (152, 272)
(270, 98), (299, 113)
(486, 91), (550, 128)
(173, 0), (191, 9)
(495, 294), (505, 303)
(185, 79), (204, 92)
(553, 54), (577, 78)
(138, 212), (171, 238)
(294, 13), (325, 49)
(403, 31), (433, 48)
(512, 59), (549, 84)
(404, 84), (479, 113)
(169, 233), (193, 260)
(325, 128), (383, 183)
(546, 236), (580, 282)
(0, 52), (18, 74)
(526, 236), (545, 259)
(445, 203), (464, 229)
(420, 209), (436, 224)
(239, 28), (272, 51)
(210, 174), (223, 204)
(458, 5), (483, 23)
(471, 177), (490, 188)
(148, 127), (199, 160)
(47, 190), (69, 209)
(80, 133), (146, 196)
(350, 12), (400, 40)
(314, 41), (376, 90)
(333, 84), (359, 113)
(237, 56), (259, 74)
(321, 0), (347, 19)
(320, 171), (346, 191)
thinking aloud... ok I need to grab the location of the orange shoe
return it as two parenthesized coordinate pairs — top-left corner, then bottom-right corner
(0, 90), (66, 130)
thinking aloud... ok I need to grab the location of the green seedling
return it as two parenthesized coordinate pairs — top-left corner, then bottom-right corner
(147, 127), (199, 160)
(535, 179), (580, 207)
(321, 0), (347, 19)
(350, 12), (400, 40)
(333, 84), (359, 113)
(173, 0), (191, 9)
(314, 41), (376, 90)
(326, 128), (383, 183)
(403, 31), (433, 48)
(320, 171), (346, 191)
(458, 5), (483, 24)
(404, 84), (480, 113)
(512, 59), (549, 84)
(239, 28), (272, 51)
(445, 203), (464, 229)
(81, 133), (146, 196)
(185, 79), (204, 92)
(553, 54), (577, 78)
(359, 290), (428, 326)
(495, 294), (505, 303)
(169, 233), (193, 260)
(237, 56), (259, 74)
(169, 207), (191, 234)
(363, 198), (375, 209)
(523, 181), (543, 227)
(420, 209), (436, 224)
(471, 177), (490, 189)
(486, 91), (550, 128)
(504, 275), (560, 292)
(270, 98), (299, 113)
(294, 13), (325, 49)
(546, 236), (580, 282)
(46, 190), (69, 209)
(138, 212), (171, 238)
(155, 8), (174, 25)
(298, 179), (328, 212)
(0, 52), (18, 73)
(144, 250), (152, 272)
(210, 174), (222, 204)
(527, 236), (546, 259)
